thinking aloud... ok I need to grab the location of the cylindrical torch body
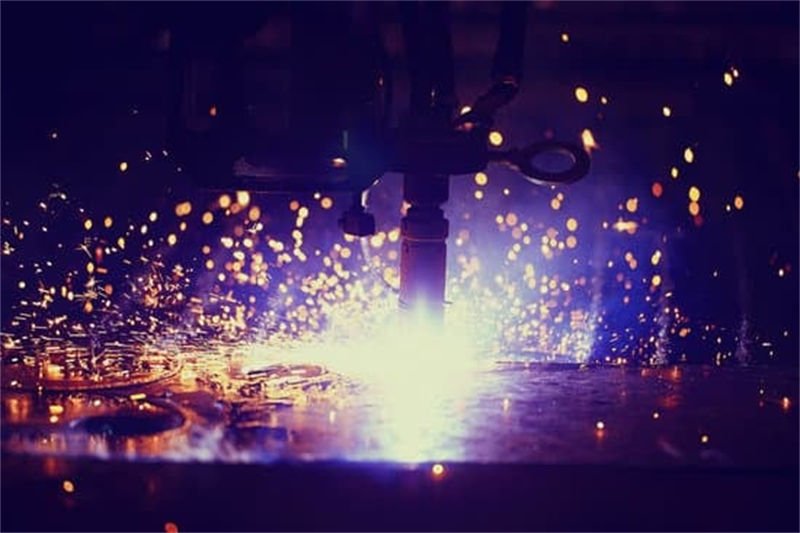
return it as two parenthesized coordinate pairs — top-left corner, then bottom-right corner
(399, 173), (450, 315)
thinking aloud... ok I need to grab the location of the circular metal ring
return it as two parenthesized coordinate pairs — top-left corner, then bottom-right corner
(508, 140), (590, 185)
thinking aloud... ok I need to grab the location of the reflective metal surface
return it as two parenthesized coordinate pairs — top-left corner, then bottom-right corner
(4, 341), (796, 469)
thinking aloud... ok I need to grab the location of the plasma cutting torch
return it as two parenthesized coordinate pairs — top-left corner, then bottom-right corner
(167, 2), (590, 318)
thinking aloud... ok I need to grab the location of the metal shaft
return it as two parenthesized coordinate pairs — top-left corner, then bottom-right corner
(399, 173), (449, 318)
(398, 2), (455, 321)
